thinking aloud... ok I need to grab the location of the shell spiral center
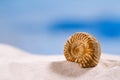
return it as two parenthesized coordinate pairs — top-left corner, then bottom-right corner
(71, 41), (85, 58)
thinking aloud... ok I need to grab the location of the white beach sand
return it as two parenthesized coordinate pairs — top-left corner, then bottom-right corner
(0, 44), (120, 80)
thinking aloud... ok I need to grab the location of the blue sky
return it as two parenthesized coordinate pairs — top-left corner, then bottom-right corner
(0, 0), (120, 55)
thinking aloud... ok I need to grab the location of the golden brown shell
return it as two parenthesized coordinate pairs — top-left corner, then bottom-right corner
(64, 32), (101, 68)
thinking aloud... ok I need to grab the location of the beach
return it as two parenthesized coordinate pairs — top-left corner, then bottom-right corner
(0, 44), (120, 80)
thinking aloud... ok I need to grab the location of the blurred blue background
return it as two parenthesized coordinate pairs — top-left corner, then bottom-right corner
(0, 0), (120, 55)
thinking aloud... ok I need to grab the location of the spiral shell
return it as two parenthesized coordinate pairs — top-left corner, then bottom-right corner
(64, 32), (101, 68)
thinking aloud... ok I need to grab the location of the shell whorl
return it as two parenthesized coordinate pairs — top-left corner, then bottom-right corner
(64, 32), (101, 68)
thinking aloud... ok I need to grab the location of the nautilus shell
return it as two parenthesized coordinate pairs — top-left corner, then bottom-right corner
(64, 32), (101, 68)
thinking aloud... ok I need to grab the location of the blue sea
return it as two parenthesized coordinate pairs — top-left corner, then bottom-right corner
(0, 0), (120, 55)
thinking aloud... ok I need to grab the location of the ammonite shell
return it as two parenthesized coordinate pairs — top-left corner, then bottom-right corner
(64, 32), (101, 68)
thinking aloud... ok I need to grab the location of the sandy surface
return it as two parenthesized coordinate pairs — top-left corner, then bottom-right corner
(0, 44), (120, 80)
